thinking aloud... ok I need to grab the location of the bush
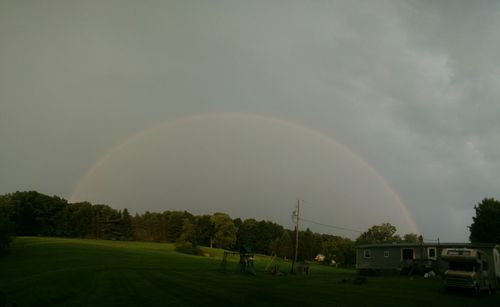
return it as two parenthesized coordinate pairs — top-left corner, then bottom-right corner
(0, 217), (14, 255)
(175, 240), (202, 256)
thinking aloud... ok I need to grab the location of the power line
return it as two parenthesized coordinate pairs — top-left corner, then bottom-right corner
(291, 199), (364, 233)
(299, 217), (364, 233)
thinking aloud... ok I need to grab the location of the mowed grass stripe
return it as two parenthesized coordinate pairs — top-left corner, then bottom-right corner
(1, 237), (499, 306)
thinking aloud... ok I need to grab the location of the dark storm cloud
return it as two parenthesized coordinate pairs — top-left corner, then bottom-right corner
(1, 0), (499, 240)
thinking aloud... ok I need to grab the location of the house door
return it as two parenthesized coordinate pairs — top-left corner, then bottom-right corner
(402, 248), (414, 260)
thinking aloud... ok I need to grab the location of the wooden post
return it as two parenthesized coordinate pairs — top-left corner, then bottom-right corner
(291, 199), (300, 273)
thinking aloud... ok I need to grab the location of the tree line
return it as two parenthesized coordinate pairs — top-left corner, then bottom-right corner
(10, 191), (494, 264)
(0, 191), (358, 263)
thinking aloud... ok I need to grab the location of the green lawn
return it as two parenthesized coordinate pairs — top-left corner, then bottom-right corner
(0, 237), (498, 306)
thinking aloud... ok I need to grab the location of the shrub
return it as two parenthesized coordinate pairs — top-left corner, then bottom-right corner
(175, 240), (202, 256)
(0, 217), (14, 255)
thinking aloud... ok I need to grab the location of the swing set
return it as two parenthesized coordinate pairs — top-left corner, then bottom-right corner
(219, 247), (256, 275)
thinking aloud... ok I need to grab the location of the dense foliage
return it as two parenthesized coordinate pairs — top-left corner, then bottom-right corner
(469, 198), (500, 243)
(355, 223), (419, 245)
(0, 191), (412, 265)
(0, 215), (14, 255)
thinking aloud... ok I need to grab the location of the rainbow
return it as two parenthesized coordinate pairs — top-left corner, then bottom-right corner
(69, 112), (419, 234)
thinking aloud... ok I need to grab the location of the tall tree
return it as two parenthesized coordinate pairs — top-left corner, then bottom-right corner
(469, 198), (500, 243)
(5, 192), (38, 235)
(210, 213), (237, 249)
(178, 218), (196, 244)
(236, 219), (258, 250)
(195, 215), (213, 247)
(403, 233), (419, 243)
(255, 221), (284, 254)
(2, 191), (67, 236)
(0, 216), (14, 255)
(91, 204), (120, 240)
(33, 193), (67, 236)
(167, 211), (192, 242)
(321, 235), (356, 265)
(63, 202), (93, 237)
(298, 228), (317, 260)
(356, 223), (398, 244)
(269, 230), (293, 258)
(120, 208), (133, 240)
(133, 211), (164, 242)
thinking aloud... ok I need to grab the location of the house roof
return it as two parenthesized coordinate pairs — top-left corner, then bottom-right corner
(356, 242), (499, 249)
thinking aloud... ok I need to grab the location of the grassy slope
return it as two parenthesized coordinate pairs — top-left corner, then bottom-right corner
(0, 237), (498, 306)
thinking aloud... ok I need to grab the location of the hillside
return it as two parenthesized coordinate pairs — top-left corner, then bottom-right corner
(0, 237), (498, 306)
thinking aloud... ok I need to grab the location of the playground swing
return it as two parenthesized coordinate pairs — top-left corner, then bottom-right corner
(219, 247), (256, 275)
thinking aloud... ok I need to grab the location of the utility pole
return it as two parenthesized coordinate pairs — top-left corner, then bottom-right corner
(291, 199), (301, 274)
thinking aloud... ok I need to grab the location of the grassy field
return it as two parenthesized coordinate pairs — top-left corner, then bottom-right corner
(0, 237), (498, 306)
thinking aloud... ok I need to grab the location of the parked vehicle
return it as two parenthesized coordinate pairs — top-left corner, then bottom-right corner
(441, 248), (497, 295)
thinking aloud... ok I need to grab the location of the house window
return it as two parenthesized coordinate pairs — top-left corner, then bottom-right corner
(384, 251), (390, 258)
(428, 248), (436, 259)
(364, 249), (371, 258)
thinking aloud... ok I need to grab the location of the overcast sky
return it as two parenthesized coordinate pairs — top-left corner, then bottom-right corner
(1, 0), (499, 241)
